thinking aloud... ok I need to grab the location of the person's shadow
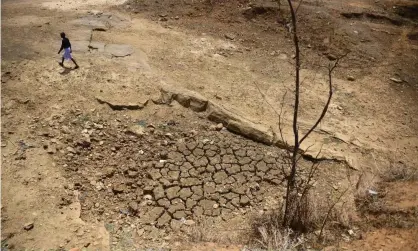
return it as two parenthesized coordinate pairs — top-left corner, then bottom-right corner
(59, 66), (75, 75)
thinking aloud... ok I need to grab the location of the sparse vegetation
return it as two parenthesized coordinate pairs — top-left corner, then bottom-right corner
(2, 0), (418, 250)
(381, 162), (418, 182)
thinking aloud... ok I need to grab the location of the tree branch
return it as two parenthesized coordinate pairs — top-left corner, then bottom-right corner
(298, 54), (347, 146)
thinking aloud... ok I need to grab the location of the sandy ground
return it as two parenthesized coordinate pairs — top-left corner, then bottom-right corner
(1, 0), (417, 250)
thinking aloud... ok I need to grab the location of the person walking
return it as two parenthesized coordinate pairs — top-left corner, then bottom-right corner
(58, 32), (79, 69)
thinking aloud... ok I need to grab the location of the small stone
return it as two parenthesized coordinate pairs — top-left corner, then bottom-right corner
(213, 203), (219, 209)
(390, 77), (402, 83)
(143, 194), (153, 201)
(46, 146), (56, 154)
(160, 151), (168, 160)
(66, 146), (76, 154)
(104, 167), (115, 178)
(148, 169), (162, 180)
(224, 33), (235, 40)
(127, 170), (138, 178)
(23, 222), (34, 231)
(347, 76), (355, 81)
(129, 202), (138, 212)
(327, 54), (337, 60)
(112, 184), (125, 193)
(216, 123), (224, 131)
(128, 124), (145, 136)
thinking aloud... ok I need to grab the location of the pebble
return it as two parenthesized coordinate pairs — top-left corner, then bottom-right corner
(143, 194), (153, 200)
(23, 222), (34, 231)
(224, 33), (235, 40)
(67, 146), (76, 154)
(390, 77), (402, 83)
(347, 76), (355, 81)
(327, 54), (337, 60)
(216, 123), (224, 131)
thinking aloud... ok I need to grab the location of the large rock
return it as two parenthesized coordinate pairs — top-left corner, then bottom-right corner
(155, 84), (275, 145)
(71, 17), (108, 31)
(207, 102), (275, 145)
(96, 96), (148, 110)
(155, 84), (208, 112)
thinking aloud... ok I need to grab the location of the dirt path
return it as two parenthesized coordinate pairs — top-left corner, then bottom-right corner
(1, 0), (417, 250)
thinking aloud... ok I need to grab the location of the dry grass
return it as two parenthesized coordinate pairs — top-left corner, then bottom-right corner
(249, 210), (305, 251)
(381, 163), (418, 182)
(256, 227), (305, 251)
(249, 186), (356, 250)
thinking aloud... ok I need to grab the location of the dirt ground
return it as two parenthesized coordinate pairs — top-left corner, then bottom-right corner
(1, 0), (417, 250)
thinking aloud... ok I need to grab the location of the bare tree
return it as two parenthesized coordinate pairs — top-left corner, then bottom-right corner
(280, 0), (346, 230)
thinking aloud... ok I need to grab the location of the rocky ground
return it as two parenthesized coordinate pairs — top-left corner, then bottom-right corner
(1, 0), (417, 250)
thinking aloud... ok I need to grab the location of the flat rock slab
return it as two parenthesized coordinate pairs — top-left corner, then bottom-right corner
(71, 17), (108, 31)
(96, 96), (148, 110)
(71, 40), (90, 53)
(105, 44), (134, 57)
(71, 29), (92, 41)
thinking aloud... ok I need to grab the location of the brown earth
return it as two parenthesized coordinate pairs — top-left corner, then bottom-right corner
(1, 0), (418, 250)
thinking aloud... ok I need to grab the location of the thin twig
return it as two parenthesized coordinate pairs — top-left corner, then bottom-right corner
(298, 53), (348, 146)
(318, 187), (349, 240)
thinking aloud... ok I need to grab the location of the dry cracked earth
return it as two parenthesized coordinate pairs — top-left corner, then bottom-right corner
(2, 0), (418, 250)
